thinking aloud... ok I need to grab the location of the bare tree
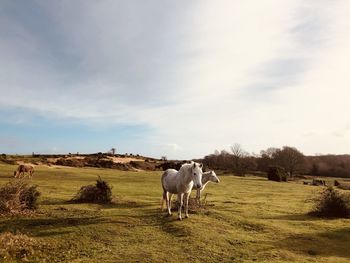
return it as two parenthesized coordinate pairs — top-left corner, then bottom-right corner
(230, 143), (248, 176)
(274, 146), (305, 177)
(161, 156), (167, 161)
(110, 148), (116, 155)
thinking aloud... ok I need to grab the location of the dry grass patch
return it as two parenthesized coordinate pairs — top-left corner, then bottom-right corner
(0, 232), (41, 261)
(172, 194), (214, 214)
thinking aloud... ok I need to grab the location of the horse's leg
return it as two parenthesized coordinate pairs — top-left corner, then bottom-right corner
(166, 192), (172, 216)
(161, 191), (166, 211)
(177, 193), (183, 220)
(184, 192), (190, 218)
(169, 193), (173, 214)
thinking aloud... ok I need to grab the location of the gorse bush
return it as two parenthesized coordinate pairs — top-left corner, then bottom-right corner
(311, 187), (350, 218)
(0, 180), (40, 214)
(72, 176), (112, 203)
(267, 166), (287, 182)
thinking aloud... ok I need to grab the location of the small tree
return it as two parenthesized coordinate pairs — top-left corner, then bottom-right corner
(267, 166), (287, 182)
(161, 156), (167, 161)
(273, 146), (305, 177)
(110, 148), (116, 155)
(230, 143), (248, 176)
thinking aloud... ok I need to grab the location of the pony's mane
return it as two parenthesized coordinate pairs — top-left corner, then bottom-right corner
(178, 162), (193, 173)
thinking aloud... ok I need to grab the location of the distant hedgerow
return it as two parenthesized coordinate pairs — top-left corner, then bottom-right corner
(72, 176), (112, 203)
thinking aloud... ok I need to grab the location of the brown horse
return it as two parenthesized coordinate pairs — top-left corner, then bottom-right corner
(14, 164), (35, 178)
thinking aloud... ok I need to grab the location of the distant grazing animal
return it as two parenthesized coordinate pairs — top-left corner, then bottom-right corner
(161, 162), (203, 220)
(193, 170), (220, 201)
(14, 164), (34, 178)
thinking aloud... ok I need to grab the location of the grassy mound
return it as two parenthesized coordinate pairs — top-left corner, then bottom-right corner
(72, 176), (112, 203)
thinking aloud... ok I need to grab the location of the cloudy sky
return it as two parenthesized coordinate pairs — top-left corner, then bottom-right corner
(0, 0), (349, 159)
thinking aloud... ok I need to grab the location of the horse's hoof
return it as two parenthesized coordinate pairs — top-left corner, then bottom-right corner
(166, 213), (172, 217)
(185, 215), (189, 219)
(177, 217), (182, 221)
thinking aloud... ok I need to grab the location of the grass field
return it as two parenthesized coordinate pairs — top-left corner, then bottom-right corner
(0, 164), (350, 263)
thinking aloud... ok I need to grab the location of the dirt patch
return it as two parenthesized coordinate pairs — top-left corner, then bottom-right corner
(107, 156), (142, 163)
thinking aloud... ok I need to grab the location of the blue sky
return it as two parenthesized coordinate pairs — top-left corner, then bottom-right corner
(0, 0), (349, 159)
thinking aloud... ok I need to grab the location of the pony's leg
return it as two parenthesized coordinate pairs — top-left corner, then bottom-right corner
(161, 191), (166, 211)
(184, 193), (190, 218)
(177, 193), (183, 220)
(169, 193), (173, 214)
(166, 192), (172, 216)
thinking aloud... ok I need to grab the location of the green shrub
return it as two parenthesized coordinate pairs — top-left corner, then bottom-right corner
(72, 176), (112, 203)
(267, 166), (287, 182)
(311, 187), (350, 218)
(0, 181), (40, 214)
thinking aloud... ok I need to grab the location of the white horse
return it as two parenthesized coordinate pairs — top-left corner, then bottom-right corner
(193, 170), (220, 201)
(161, 162), (203, 220)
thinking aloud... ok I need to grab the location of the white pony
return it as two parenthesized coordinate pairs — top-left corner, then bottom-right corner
(192, 170), (220, 201)
(161, 162), (203, 220)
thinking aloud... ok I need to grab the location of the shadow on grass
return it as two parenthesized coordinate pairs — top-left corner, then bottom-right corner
(273, 227), (350, 259)
(265, 213), (342, 222)
(41, 198), (151, 209)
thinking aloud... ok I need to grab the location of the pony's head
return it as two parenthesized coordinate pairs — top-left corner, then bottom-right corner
(209, 171), (220, 183)
(191, 162), (203, 189)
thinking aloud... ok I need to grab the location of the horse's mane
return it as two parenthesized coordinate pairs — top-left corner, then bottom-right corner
(178, 162), (194, 174)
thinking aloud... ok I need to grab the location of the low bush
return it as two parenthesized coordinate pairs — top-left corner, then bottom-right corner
(334, 180), (350, 190)
(310, 187), (350, 218)
(72, 176), (112, 203)
(267, 166), (287, 182)
(0, 180), (40, 215)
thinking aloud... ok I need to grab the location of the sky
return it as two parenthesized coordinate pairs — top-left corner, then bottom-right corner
(0, 0), (349, 159)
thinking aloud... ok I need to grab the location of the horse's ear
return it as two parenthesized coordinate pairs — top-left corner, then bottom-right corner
(193, 162), (196, 168)
(199, 163), (203, 168)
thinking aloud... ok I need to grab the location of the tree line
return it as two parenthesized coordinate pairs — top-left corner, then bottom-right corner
(202, 144), (350, 178)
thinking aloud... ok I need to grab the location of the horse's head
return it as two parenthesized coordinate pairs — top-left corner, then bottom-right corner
(209, 171), (220, 183)
(191, 162), (203, 189)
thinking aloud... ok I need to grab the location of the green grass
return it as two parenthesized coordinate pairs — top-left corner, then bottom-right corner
(0, 164), (350, 262)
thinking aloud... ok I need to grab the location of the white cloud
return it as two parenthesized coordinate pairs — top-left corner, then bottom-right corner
(0, 0), (349, 158)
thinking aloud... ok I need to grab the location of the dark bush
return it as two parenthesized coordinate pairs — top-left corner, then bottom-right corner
(311, 187), (350, 218)
(72, 176), (112, 203)
(0, 181), (40, 214)
(267, 166), (287, 182)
